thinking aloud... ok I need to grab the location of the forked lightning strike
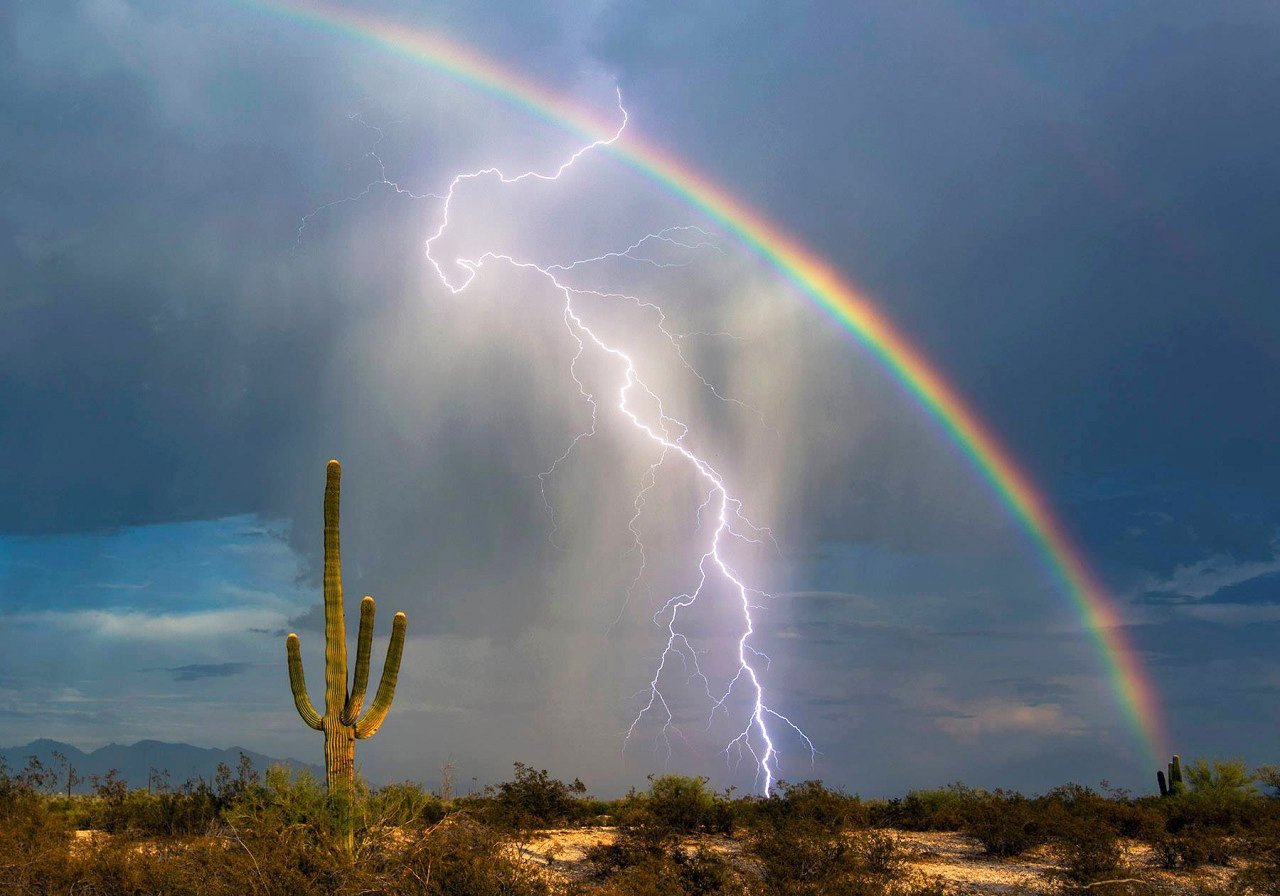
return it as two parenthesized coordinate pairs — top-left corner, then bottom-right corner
(307, 91), (812, 794)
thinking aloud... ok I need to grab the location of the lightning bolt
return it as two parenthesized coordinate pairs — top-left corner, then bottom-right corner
(304, 90), (813, 795)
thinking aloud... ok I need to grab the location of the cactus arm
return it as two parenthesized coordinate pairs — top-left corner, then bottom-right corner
(354, 611), (407, 739)
(286, 634), (323, 731)
(1157, 770), (1169, 797)
(342, 596), (376, 725)
(323, 459), (348, 717)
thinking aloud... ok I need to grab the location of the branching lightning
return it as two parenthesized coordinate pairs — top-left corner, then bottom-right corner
(304, 91), (812, 794)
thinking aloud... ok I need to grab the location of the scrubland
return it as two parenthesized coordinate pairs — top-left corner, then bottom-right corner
(2, 755), (1278, 895)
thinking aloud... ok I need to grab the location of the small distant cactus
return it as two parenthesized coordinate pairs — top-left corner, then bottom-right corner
(286, 460), (407, 848)
(1157, 754), (1184, 797)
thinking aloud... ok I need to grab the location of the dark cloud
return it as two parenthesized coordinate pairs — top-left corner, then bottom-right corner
(592, 0), (1280, 547)
(1204, 572), (1280, 606)
(162, 663), (252, 682)
(1, 0), (1277, 795)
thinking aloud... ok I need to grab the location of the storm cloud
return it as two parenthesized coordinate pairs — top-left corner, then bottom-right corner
(1, 0), (1277, 795)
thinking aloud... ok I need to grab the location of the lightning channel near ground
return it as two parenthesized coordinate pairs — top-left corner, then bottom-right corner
(304, 90), (813, 795)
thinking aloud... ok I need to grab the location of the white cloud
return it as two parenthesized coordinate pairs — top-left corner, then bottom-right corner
(11, 608), (287, 642)
(1146, 552), (1280, 601)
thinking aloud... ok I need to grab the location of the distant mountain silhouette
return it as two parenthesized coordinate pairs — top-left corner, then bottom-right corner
(0, 739), (320, 793)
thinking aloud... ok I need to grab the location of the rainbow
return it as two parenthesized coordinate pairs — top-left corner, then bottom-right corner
(235, 0), (1168, 765)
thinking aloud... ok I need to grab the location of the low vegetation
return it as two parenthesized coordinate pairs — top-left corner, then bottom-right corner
(1, 754), (1278, 895)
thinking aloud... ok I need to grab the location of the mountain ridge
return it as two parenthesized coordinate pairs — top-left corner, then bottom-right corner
(0, 739), (321, 793)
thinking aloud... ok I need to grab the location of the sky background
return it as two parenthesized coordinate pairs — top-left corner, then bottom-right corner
(2, 0), (1277, 797)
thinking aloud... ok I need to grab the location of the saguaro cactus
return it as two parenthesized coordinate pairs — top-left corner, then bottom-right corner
(1157, 754), (1184, 797)
(286, 460), (407, 799)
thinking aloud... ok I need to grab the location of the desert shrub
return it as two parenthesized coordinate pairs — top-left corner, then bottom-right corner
(586, 804), (683, 877)
(1105, 799), (1165, 841)
(586, 788), (716, 880)
(962, 791), (1047, 857)
(1157, 758), (1264, 837)
(1230, 822), (1280, 895)
(645, 773), (737, 836)
(646, 775), (716, 833)
(225, 763), (396, 867)
(1187, 759), (1256, 799)
(365, 779), (448, 828)
(748, 820), (913, 896)
(1149, 830), (1198, 871)
(586, 843), (737, 896)
(0, 759), (72, 896)
(747, 780), (868, 832)
(490, 762), (587, 829)
(749, 817), (864, 895)
(578, 797), (613, 824)
(386, 816), (551, 896)
(1255, 765), (1280, 800)
(672, 847), (736, 896)
(1147, 825), (1236, 870)
(33, 810), (546, 896)
(1052, 815), (1123, 886)
(594, 775), (733, 851)
(75, 754), (273, 837)
(157, 777), (224, 834)
(586, 861), (687, 896)
(886, 783), (982, 831)
(857, 830), (905, 876)
(62, 835), (317, 896)
(1162, 797), (1256, 843)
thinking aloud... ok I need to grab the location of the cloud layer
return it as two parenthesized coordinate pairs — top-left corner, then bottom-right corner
(1, 0), (1276, 795)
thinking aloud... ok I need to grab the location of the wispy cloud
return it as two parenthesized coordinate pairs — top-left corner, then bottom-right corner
(10, 608), (288, 641)
(1146, 553), (1280, 602)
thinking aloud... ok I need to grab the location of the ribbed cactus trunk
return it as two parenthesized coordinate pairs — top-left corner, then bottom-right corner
(286, 460), (408, 852)
(1157, 754), (1184, 797)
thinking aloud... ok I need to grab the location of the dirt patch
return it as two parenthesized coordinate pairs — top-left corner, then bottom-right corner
(512, 827), (1241, 895)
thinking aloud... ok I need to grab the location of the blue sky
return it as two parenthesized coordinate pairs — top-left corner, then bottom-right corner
(1, 0), (1277, 796)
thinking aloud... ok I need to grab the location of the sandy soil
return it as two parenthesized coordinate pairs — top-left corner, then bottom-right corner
(514, 827), (1240, 895)
(69, 825), (1243, 893)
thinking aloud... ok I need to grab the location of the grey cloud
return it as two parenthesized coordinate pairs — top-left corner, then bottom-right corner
(1203, 571), (1280, 606)
(162, 663), (252, 682)
(2, 0), (1278, 797)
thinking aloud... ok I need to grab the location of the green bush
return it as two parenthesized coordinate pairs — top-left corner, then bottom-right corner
(962, 791), (1047, 857)
(490, 762), (587, 829)
(885, 783), (982, 831)
(747, 780), (869, 832)
(747, 820), (914, 895)
(1052, 815), (1123, 885)
(366, 779), (448, 828)
(646, 774), (722, 834)
(1186, 759), (1256, 799)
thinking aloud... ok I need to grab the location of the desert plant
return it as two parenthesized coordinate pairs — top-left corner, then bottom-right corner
(750, 779), (869, 833)
(884, 783), (982, 831)
(286, 459), (407, 850)
(747, 819), (914, 896)
(1186, 758), (1256, 799)
(962, 791), (1047, 857)
(490, 762), (588, 829)
(1256, 765), (1280, 799)
(1052, 815), (1123, 885)
(1158, 754), (1185, 797)
(646, 774), (718, 834)
(1147, 825), (1236, 870)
